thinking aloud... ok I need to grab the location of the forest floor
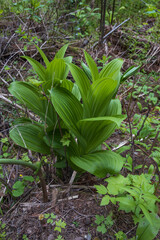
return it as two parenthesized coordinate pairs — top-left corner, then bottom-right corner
(0, 14), (160, 240)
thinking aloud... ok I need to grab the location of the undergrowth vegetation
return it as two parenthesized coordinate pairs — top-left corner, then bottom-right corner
(0, 0), (160, 239)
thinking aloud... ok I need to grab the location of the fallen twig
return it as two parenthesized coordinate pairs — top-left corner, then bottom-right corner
(0, 94), (38, 120)
(103, 18), (130, 42)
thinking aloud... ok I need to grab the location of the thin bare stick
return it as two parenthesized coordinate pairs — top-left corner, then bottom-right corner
(49, 184), (95, 189)
(69, 171), (77, 185)
(0, 94), (38, 120)
(0, 76), (9, 87)
(103, 18), (130, 42)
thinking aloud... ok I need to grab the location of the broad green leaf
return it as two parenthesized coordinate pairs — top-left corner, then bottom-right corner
(121, 186), (140, 198)
(99, 58), (123, 83)
(121, 65), (140, 83)
(63, 56), (73, 79)
(9, 82), (56, 127)
(105, 99), (122, 116)
(81, 61), (92, 81)
(28, 79), (44, 86)
(67, 137), (80, 156)
(9, 81), (44, 112)
(95, 215), (105, 224)
(117, 196), (136, 213)
(94, 184), (108, 194)
(136, 214), (160, 240)
(97, 224), (107, 234)
(70, 151), (124, 178)
(139, 204), (152, 225)
(72, 83), (81, 101)
(68, 63), (91, 102)
(50, 87), (83, 138)
(77, 115), (125, 153)
(84, 50), (99, 81)
(55, 44), (69, 59)
(100, 195), (110, 206)
(10, 123), (50, 154)
(23, 176), (34, 182)
(44, 58), (66, 90)
(86, 77), (117, 117)
(22, 56), (46, 81)
(12, 181), (25, 197)
(143, 193), (160, 202)
(35, 45), (50, 67)
(106, 175), (130, 195)
(61, 79), (73, 92)
(43, 133), (62, 149)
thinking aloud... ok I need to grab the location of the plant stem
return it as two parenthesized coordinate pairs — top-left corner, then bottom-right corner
(111, 0), (116, 25)
(0, 159), (48, 202)
(37, 169), (48, 203)
(0, 159), (37, 171)
(57, 114), (68, 175)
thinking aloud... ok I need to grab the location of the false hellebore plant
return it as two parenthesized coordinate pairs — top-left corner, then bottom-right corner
(0, 44), (138, 201)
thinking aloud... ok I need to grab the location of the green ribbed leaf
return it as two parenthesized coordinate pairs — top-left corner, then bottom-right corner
(81, 61), (92, 81)
(35, 45), (50, 67)
(43, 129), (62, 149)
(50, 87), (83, 136)
(78, 115), (125, 153)
(46, 58), (66, 81)
(121, 65), (140, 83)
(9, 82), (56, 126)
(139, 204), (152, 225)
(105, 99), (122, 116)
(99, 59), (123, 84)
(86, 77), (117, 117)
(68, 63), (90, 102)
(55, 44), (69, 58)
(22, 56), (46, 81)
(72, 84), (81, 101)
(84, 50), (99, 81)
(43, 58), (66, 91)
(10, 123), (50, 154)
(70, 151), (124, 177)
(136, 214), (160, 240)
(61, 79), (73, 92)
(63, 56), (72, 79)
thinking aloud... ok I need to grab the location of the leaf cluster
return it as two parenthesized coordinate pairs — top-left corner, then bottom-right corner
(95, 173), (160, 240)
(8, 44), (130, 178)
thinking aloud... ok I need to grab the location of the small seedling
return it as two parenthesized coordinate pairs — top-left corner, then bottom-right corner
(22, 234), (29, 240)
(42, 213), (66, 239)
(115, 231), (127, 240)
(0, 221), (6, 239)
(72, 221), (79, 228)
(95, 212), (114, 234)
(54, 219), (66, 233)
(44, 213), (57, 224)
(55, 235), (64, 240)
